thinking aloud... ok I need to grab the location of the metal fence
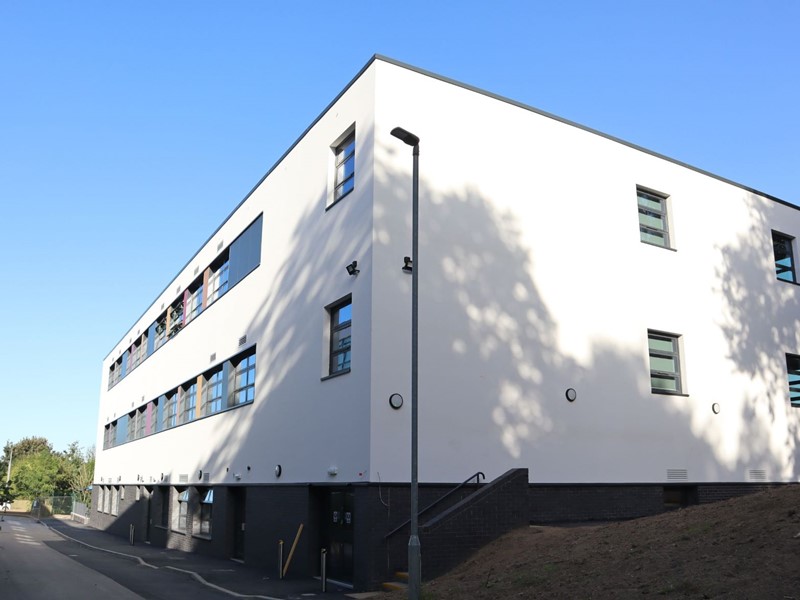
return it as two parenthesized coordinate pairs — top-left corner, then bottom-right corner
(4, 496), (74, 518)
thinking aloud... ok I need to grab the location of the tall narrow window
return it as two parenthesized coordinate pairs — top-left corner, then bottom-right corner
(207, 252), (230, 305)
(153, 313), (167, 350)
(185, 280), (204, 324)
(786, 354), (800, 408)
(168, 299), (184, 338)
(333, 132), (355, 203)
(230, 351), (256, 406)
(328, 297), (352, 375)
(175, 488), (189, 532)
(135, 407), (145, 440)
(159, 487), (169, 527)
(165, 391), (178, 429)
(637, 187), (671, 248)
(773, 231), (796, 283)
(199, 489), (213, 536)
(181, 382), (197, 424)
(203, 368), (224, 415)
(648, 331), (683, 394)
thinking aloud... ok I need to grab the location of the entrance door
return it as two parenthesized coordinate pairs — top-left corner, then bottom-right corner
(231, 488), (246, 560)
(324, 489), (354, 582)
(145, 487), (153, 543)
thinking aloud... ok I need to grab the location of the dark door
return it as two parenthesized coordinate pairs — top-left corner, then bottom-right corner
(145, 487), (153, 543)
(325, 489), (354, 582)
(232, 488), (246, 560)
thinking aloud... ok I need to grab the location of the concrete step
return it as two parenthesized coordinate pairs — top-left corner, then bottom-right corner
(381, 572), (409, 591)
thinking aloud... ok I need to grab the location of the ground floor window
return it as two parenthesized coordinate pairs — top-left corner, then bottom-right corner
(174, 488), (189, 532)
(199, 488), (213, 536)
(97, 486), (104, 512)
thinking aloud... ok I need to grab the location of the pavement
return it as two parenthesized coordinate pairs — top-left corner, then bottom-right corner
(35, 515), (381, 600)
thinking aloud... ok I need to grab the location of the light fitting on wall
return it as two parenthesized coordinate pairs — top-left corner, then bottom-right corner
(346, 260), (360, 276)
(389, 393), (404, 410)
(402, 256), (413, 273)
(712, 403), (721, 414)
(234, 473), (242, 480)
(275, 464), (282, 478)
(565, 388), (577, 402)
(327, 465), (338, 476)
(197, 470), (203, 480)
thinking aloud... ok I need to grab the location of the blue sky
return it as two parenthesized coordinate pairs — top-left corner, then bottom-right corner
(1, 1), (798, 453)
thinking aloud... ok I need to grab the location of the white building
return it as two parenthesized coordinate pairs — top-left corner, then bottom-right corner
(93, 55), (800, 589)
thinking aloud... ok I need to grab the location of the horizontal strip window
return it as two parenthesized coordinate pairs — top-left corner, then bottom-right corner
(107, 214), (263, 390)
(102, 346), (256, 449)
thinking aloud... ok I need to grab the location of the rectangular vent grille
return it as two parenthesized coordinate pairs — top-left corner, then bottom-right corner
(203, 472), (210, 483)
(217, 240), (224, 251)
(179, 474), (189, 484)
(238, 335), (247, 347)
(748, 469), (767, 482)
(666, 469), (688, 481)
(210, 353), (216, 363)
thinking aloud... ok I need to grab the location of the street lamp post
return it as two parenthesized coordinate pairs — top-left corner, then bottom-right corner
(390, 126), (421, 600)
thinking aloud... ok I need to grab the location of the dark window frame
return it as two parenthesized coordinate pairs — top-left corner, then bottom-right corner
(327, 295), (352, 377)
(786, 353), (800, 408)
(648, 330), (684, 395)
(637, 187), (672, 249)
(332, 131), (355, 204)
(772, 230), (797, 283)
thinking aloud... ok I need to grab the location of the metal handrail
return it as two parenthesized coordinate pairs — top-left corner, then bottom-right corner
(384, 471), (485, 540)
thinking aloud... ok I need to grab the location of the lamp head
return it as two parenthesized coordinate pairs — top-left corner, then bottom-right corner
(346, 260), (360, 276)
(391, 127), (420, 147)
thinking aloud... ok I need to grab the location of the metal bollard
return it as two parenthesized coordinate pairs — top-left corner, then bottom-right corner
(129, 524), (135, 546)
(320, 548), (328, 592)
(278, 540), (284, 579)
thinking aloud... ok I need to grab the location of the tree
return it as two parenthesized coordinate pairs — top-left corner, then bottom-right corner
(11, 451), (61, 498)
(61, 443), (95, 505)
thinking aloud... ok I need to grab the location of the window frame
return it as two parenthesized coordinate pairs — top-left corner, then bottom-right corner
(230, 351), (256, 406)
(772, 230), (797, 283)
(198, 488), (213, 537)
(637, 187), (672, 249)
(647, 330), (685, 395)
(332, 131), (355, 204)
(786, 353), (800, 408)
(180, 381), (197, 424)
(326, 295), (352, 378)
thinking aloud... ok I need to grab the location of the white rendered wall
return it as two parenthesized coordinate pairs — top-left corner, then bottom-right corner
(370, 60), (800, 485)
(95, 66), (378, 486)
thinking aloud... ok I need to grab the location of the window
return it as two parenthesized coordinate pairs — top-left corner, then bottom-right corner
(111, 486), (119, 516)
(199, 488), (213, 536)
(203, 368), (224, 415)
(185, 280), (203, 324)
(231, 351), (255, 406)
(328, 297), (352, 375)
(207, 252), (230, 305)
(108, 357), (122, 389)
(333, 132), (355, 203)
(97, 487), (104, 512)
(786, 354), (800, 408)
(153, 313), (168, 350)
(637, 187), (671, 248)
(135, 407), (145, 440)
(175, 488), (189, 532)
(127, 411), (136, 441)
(180, 381), (197, 424)
(773, 231), (796, 283)
(648, 331), (683, 394)
(168, 299), (184, 338)
(165, 391), (178, 429)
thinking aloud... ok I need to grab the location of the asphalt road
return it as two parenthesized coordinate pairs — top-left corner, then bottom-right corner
(0, 517), (235, 599)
